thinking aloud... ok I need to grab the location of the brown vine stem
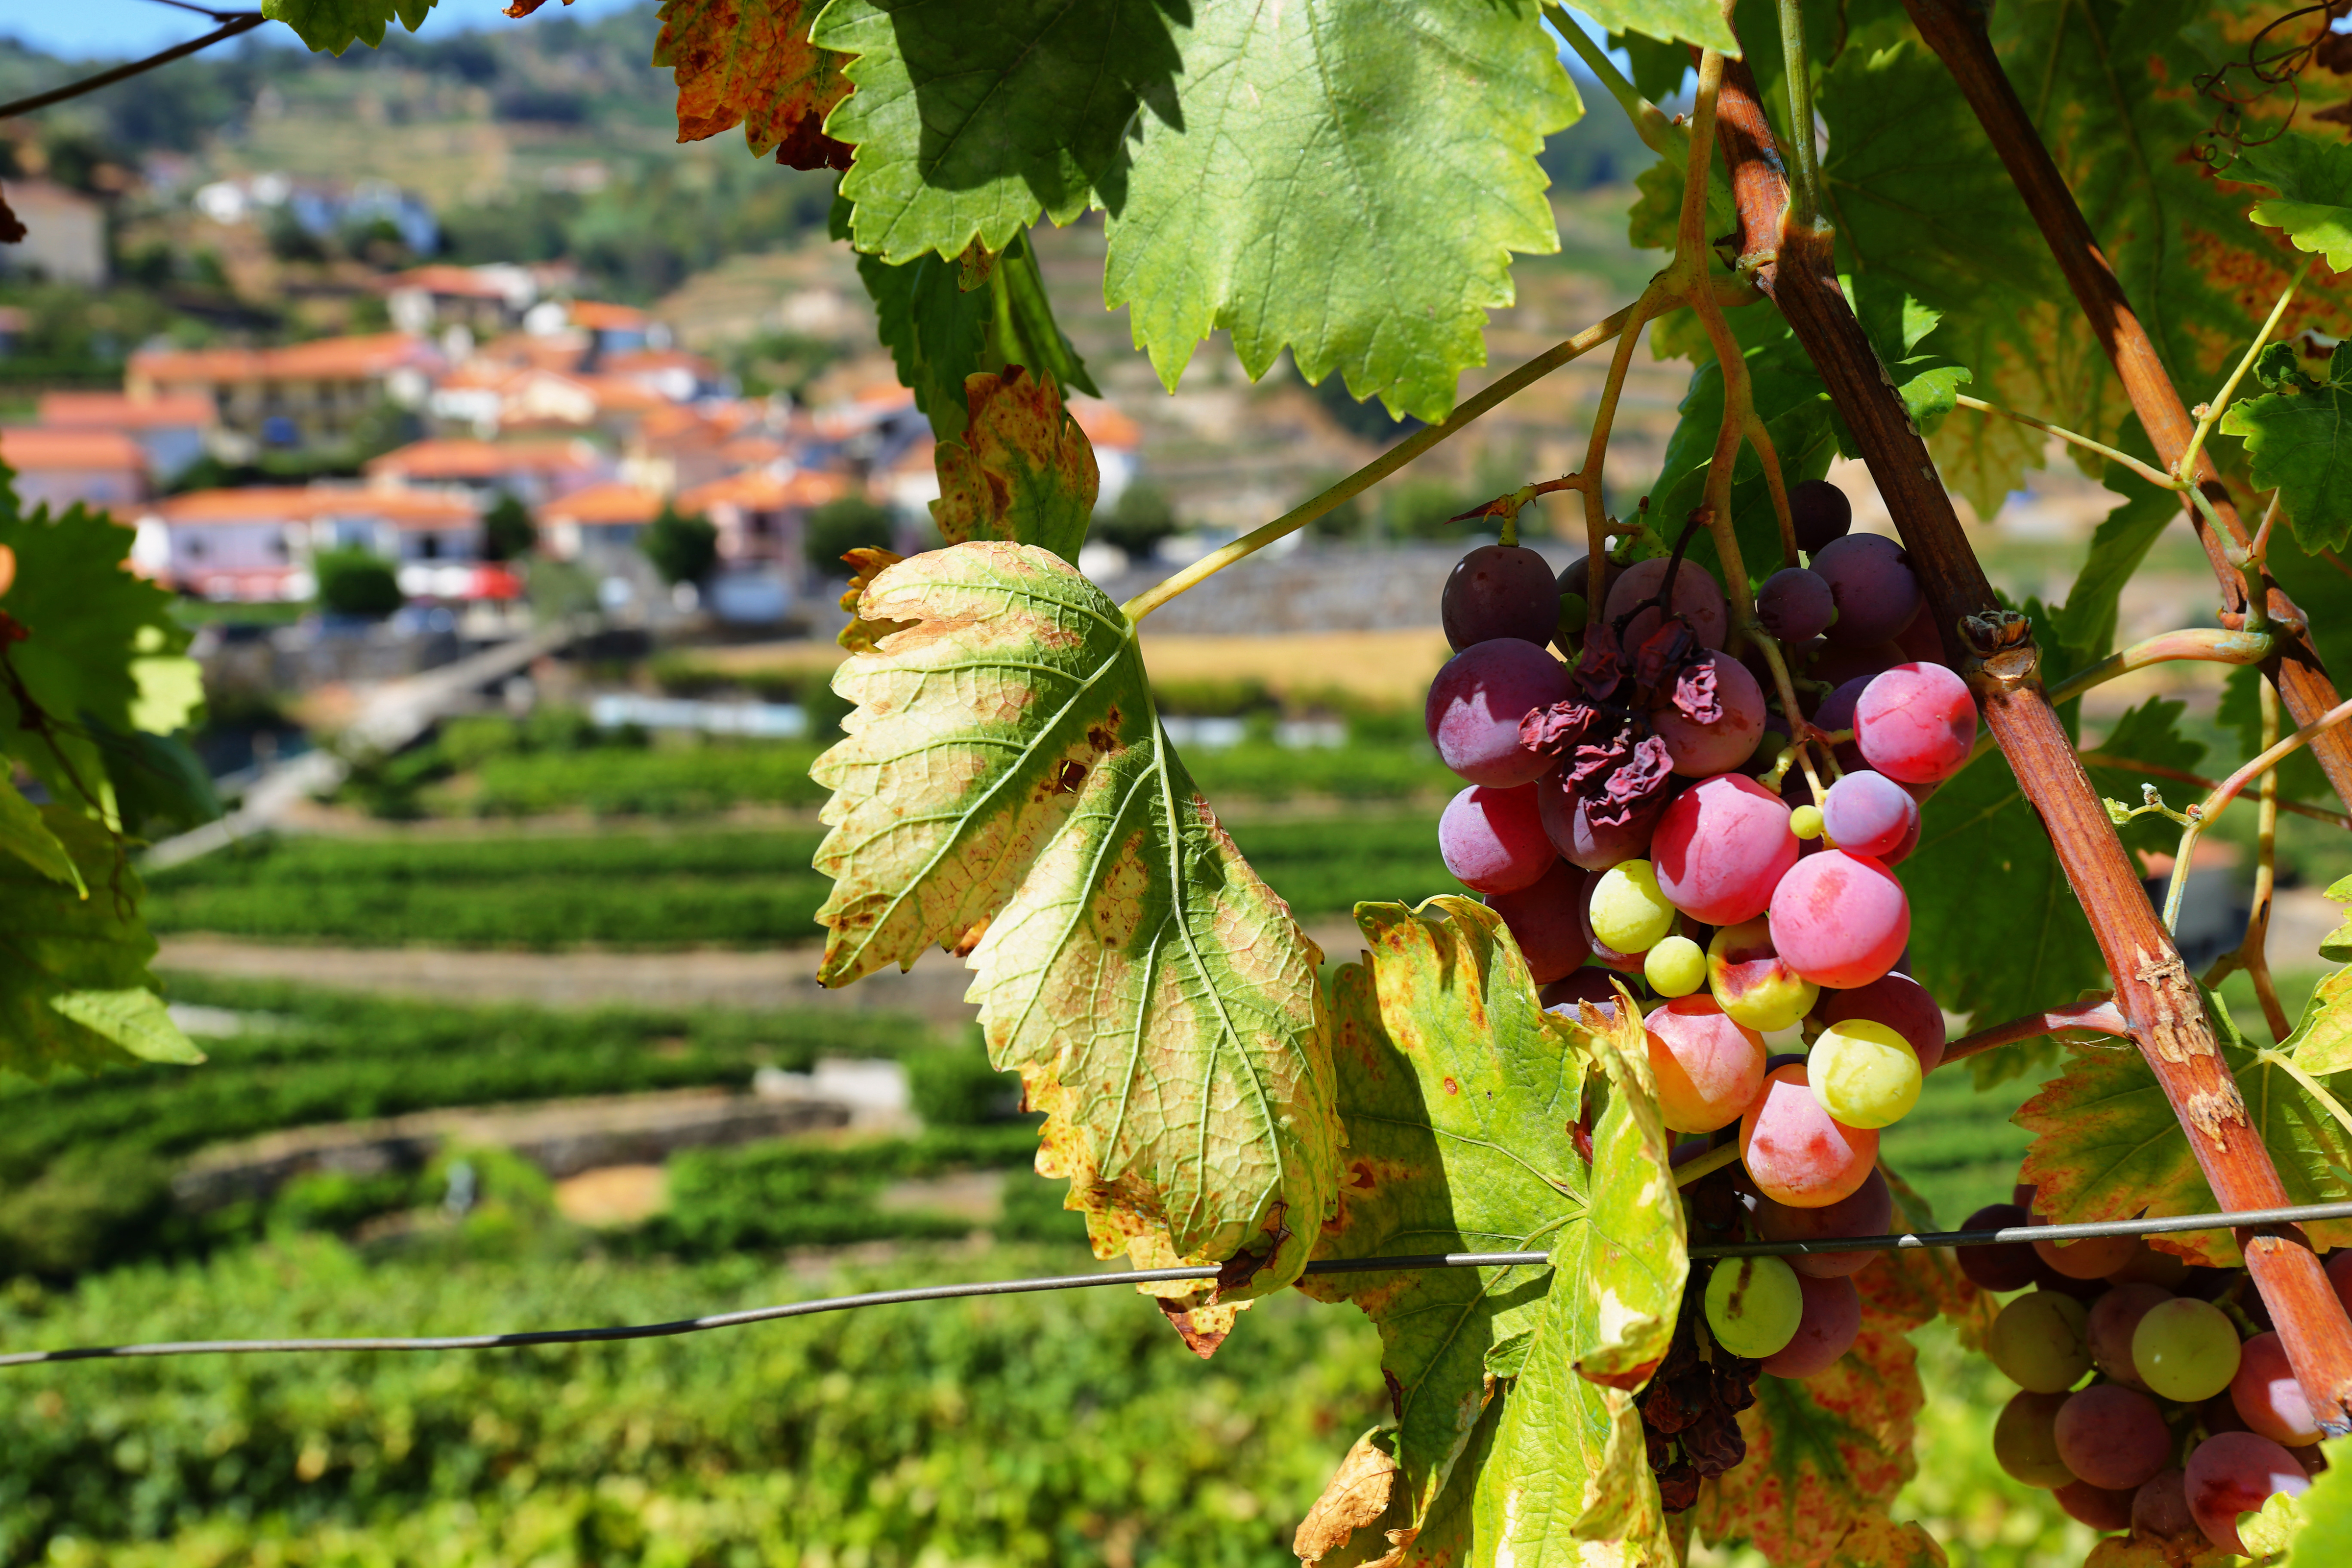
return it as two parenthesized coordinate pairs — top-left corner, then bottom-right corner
(1901, 0), (2352, 816)
(1710, 51), (2352, 1431)
(1939, 996), (2131, 1070)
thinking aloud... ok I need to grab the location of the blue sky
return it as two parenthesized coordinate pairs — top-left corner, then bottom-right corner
(0, 0), (650, 61)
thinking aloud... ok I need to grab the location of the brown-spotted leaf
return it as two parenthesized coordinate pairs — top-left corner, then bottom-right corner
(814, 540), (1335, 1302)
(1692, 1254), (1935, 1563)
(931, 367), (1097, 566)
(834, 545), (909, 653)
(652, 0), (852, 170)
(2017, 991), (2352, 1268)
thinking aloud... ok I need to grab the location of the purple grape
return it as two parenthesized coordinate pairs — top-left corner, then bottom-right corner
(1808, 676), (1871, 774)
(1555, 554), (1617, 611)
(1757, 566), (1836, 644)
(1812, 535), (1923, 648)
(1955, 1202), (2037, 1291)
(1535, 766), (1669, 870)
(1601, 556), (1729, 649)
(1486, 858), (1588, 983)
(1438, 783), (1557, 894)
(1424, 639), (1569, 787)
(1443, 544), (1562, 650)
(1790, 479), (1852, 553)
(1820, 770), (1919, 861)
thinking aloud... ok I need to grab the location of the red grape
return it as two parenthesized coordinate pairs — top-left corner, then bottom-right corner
(1956, 1202), (2039, 1291)
(2184, 1432), (2309, 1555)
(2328, 1248), (2352, 1314)
(1855, 662), (1978, 784)
(1755, 1166), (1892, 1278)
(1819, 770), (1919, 861)
(1739, 1063), (1879, 1208)
(1767, 849), (1909, 989)
(1757, 566), (1836, 643)
(2052, 1480), (2134, 1532)
(1443, 544), (1562, 650)
(2132, 1468), (2199, 1546)
(1789, 478), (1852, 553)
(1536, 774), (1669, 871)
(1602, 555), (1729, 649)
(1484, 858), (1586, 984)
(1651, 651), (1767, 776)
(2107, 1245), (2193, 1288)
(1645, 994), (1767, 1133)
(2029, 1216), (2141, 1281)
(1437, 783), (1556, 894)
(1812, 534), (1922, 647)
(1652, 774), (1799, 926)
(1425, 639), (1569, 786)
(2230, 1331), (2321, 1446)
(1892, 601), (1951, 668)
(2087, 1281), (2172, 1388)
(2054, 1383), (2171, 1490)
(1761, 1273), (1862, 1377)
(1814, 972), (1947, 1072)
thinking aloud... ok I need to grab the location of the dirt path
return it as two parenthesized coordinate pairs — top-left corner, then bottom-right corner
(158, 916), (1373, 1025)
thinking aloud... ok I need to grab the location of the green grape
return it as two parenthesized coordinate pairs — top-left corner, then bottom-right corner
(1790, 804), (1824, 841)
(2132, 1298), (2243, 1402)
(1704, 1255), (1803, 1359)
(1987, 1290), (2093, 1393)
(1992, 1390), (2077, 1489)
(1590, 859), (1674, 953)
(1644, 934), (1707, 998)
(1808, 1019), (1922, 1129)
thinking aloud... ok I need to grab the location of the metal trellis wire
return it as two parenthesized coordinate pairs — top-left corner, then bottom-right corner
(7, 1199), (2352, 1368)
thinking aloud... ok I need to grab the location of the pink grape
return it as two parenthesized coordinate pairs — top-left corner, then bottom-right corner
(1652, 774), (1799, 926)
(1535, 774), (1669, 871)
(1755, 1166), (1892, 1278)
(1757, 566), (1836, 643)
(1650, 651), (1767, 776)
(1789, 478), (1852, 553)
(2132, 1469), (2199, 1546)
(1820, 771), (1918, 861)
(1855, 662), (1979, 784)
(1644, 995), (1767, 1133)
(1438, 784), (1557, 894)
(1956, 1202), (2039, 1292)
(2087, 1282), (2173, 1388)
(1739, 1063), (1879, 1209)
(1485, 858), (1587, 984)
(1761, 1273), (1862, 1377)
(1812, 534), (1922, 647)
(2230, 1331), (2321, 1446)
(1768, 850), (1909, 989)
(2053, 1480), (2134, 1532)
(1815, 972), (1947, 1072)
(1443, 544), (1562, 650)
(1603, 555), (1729, 649)
(2055, 1383), (2171, 1490)
(2184, 1432), (2310, 1555)
(1425, 639), (1570, 787)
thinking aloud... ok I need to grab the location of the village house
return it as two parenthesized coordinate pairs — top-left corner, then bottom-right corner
(127, 333), (445, 453)
(0, 427), (148, 515)
(36, 391), (218, 481)
(136, 485), (485, 603)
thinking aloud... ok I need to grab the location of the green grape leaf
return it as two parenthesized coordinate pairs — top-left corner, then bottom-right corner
(2286, 965), (2352, 1077)
(812, 541), (1335, 1301)
(2324, 875), (2352, 965)
(2283, 1435), (2352, 1566)
(1569, 0), (1739, 54)
(2236, 132), (2352, 272)
(2221, 341), (2352, 554)
(1693, 1260), (1940, 1564)
(2017, 989), (2352, 1267)
(0, 780), (79, 891)
(653, 0), (851, 169)
(930, 367), (1098, 565)
(2048, 465), (2179, 664)
(1628, 150), (1735, 255)
(260, 0), (433, 53)
(0, 807), (195, 1075)
(1609, 30), (1691, 104)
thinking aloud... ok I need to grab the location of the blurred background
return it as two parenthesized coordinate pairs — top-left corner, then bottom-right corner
(0, 4), (2321, 1563)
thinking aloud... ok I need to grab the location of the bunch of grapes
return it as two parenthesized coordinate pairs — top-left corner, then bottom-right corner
(1428, 481), (1973, 1505)
(1957, 1176), (2348, 1558)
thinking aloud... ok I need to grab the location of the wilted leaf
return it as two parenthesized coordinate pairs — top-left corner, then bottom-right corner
(2237, 133), (2352, 272)
(261, 0), (434, 53)
(0, 808), (188, 1076)
(2018, 990), (2352, 1267)
(834, 547), (909, 654)
(931, 367), (1098, 565)
(1296, 1424), (1409, 1568)
(2222, 341), (2352, 554)
(813, 542), (1335, 1301)
(653, 0), (851, 169)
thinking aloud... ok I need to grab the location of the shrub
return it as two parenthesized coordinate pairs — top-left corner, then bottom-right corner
(312, 548), (402, 618)
(641, 503), (718, 585)
(482, 491), (537, 561)
(804, 495), (893, 572)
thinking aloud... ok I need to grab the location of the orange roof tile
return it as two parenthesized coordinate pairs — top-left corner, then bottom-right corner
(387, 265), (513, 300)
(152, 485), (478, 529)
(568, 300), (651, 332)
(1069, 396), (1142, 450)
(36, 392), (216, 430)
(365, 438), (603, 482)
(677, 468), (847, 514)
(540, 480), (663, 526)
(131, 332), (441, 387)
(0, 428), (147, 470)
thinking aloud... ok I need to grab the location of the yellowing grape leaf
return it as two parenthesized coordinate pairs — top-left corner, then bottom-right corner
(261, 0), (433, 53)
(2222, 341), (2352, 554)
(2287, 965), (2352, 1078)
(812, 541), (1335, 1301)
(2017, 990), (2352, 1267)
(931, 367), (1097, 565)
(653, 0), (852, 170)
(2237, 133), (2352, 273)
(1692, 1256), (1938, 1564)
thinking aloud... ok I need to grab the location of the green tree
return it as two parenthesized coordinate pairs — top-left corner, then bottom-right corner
(1093, 484), (1178, 559)
(481, 492), (537, 563)
(642, 503), (718, 586)
(803, 496), (894, 574)
(312, 548), (403, 619)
